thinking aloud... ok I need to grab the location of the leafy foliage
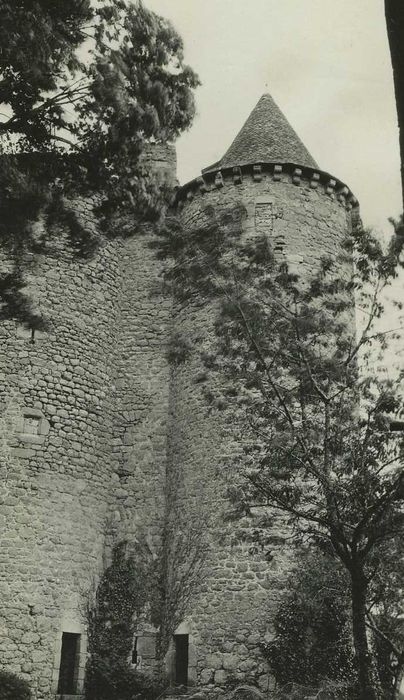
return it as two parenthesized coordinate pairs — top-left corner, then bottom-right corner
(0, 0), (199, 324)
(158, 204), (404, 699)
(366, 537), (404, 698)
(0, 670), (30, 700)
(0, 0), (198, 218)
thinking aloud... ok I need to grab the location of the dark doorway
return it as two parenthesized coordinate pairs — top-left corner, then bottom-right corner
(174, 634), (189, 686)
(57, 632), (80, 695)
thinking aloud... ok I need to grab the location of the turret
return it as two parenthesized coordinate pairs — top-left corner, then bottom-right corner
(163, 94), (359, 692)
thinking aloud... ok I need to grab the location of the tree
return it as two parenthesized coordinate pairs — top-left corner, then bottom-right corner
(158, 206), (404, 700)
(0, 0), (198, 214)
(0, 0), (199, 322)
(385, 0), (404, 214)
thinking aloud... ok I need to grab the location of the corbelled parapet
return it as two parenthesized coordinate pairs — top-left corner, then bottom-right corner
(175, 162), (358, 211)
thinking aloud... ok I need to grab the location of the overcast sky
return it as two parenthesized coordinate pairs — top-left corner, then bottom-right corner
(145, 0), (401, 239)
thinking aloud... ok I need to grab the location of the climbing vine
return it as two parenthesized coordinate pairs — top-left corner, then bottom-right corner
(84, 541), (163, 700)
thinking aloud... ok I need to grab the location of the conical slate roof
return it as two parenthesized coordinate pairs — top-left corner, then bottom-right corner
(203, 94), (318, 172)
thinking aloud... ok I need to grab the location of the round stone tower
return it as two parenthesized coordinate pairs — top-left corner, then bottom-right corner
(164, 94), (359, 693)
(0, 145), (176, 699)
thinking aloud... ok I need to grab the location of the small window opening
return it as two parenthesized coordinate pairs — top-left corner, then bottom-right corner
(57, 632), (80, 695)
(255, 202), (274, 236)
(174, 634), (189, 687)
(132, 636), (138, 665)
(390, 420), (404, 432)
(23, 415), (40, 435)
(274, 235), (285, 254)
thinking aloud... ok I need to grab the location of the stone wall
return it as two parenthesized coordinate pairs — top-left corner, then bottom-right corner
(164, 164), (357, 694)
(0, 144), (176, 699)
(0, 144), (359, 698)
(0, 214), (121, 698)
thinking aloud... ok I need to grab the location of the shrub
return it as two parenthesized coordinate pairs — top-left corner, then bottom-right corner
(0, 670), (31, 700)
(224, 686), (265, 700)
(85, 657), (158, 700)
(261, 552), (354, 690)
(273, 680), (354, 700)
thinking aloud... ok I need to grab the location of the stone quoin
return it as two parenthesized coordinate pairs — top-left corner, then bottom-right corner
(0, 94), (359, 699)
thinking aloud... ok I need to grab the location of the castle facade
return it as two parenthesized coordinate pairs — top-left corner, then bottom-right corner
(0, 94), (359, 699)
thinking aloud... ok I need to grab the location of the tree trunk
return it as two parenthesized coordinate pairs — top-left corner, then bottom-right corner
(385, 0), (404, 213)
(350, 565), (379, 700)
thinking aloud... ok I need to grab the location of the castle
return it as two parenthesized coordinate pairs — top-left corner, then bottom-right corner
(0, 94), (359, 699)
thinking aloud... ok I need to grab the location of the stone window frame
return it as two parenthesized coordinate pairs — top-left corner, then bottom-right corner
(287, 252), (304, 272)
(16, 324), (47, 343)
(52, 620), (87, 698)
(165, 621), (197, 686)
(130, 625), (158, 674)
(254, 196), (274, 237)
(16, 408), (50, 445)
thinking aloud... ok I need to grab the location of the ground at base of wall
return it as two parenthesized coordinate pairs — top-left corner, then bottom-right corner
(162, 685), (266, 700)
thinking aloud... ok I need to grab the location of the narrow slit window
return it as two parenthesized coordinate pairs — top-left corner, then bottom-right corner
(57, 632), (80, 695)
(174, 634), (189, 686)
(132, 636), (138, 665)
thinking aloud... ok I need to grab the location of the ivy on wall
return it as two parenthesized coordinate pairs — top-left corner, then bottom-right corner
(84, 541), (162, 700)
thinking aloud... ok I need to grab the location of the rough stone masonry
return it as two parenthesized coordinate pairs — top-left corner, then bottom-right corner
(0, 94), (360, 699)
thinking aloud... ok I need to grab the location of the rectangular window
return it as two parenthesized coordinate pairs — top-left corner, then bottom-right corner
(57, 632), (80, 695)
(23, 415), (40, 435)
(255, 202), (273, 236)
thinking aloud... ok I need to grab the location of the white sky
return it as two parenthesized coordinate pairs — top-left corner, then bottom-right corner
(144, 0), (403, 373)
(145, 0), (402, 239)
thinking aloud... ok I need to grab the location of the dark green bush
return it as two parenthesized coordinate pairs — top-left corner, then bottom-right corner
(0, 670), (31, 700)
(85, 656), (158, 700)
(223, 685), (265, 700)
(261, 552), (355, 690)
